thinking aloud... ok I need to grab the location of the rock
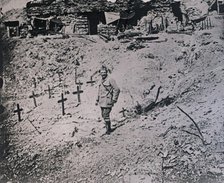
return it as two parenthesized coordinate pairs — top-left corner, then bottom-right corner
(113, 45), (119, 50)
(110, 170), (116, 176)
(174, 139), (179, 146)
(135, 103), (143, 115)
(218, 164), (224, 169)
(183, 145), (194, 155)
(127, 42), (145, 51)
(75, 141), (82, 148)
(208, 167), (223, 176)
(146, 53), (155, 59)
(162, 150), (169, 158)
(30, 153), (40, 161)
(71, 127), (79, 137)
(200, 147), (207, 153)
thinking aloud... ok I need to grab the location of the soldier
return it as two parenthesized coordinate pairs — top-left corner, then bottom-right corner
(96, 66), (120, 135)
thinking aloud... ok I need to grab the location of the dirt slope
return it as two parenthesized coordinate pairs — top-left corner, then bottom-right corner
(1, 13), (224, 183)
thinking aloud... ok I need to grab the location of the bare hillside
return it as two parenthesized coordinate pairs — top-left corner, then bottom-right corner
(1, 9), (224, 183)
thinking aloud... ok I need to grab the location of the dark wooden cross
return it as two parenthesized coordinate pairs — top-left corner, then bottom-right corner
(119, 108), (127, 117)
(14, 104), (23, 122)
(32, 77), (37, 88)
(44, 85), (53, 99)
(29, 91), (38, 107)
(58, 93), (67, 115)
(72, 85), (83, 103)
(86, 76), (96, 86)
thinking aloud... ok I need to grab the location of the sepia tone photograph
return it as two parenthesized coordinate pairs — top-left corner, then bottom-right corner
(0, 0), (224, 182)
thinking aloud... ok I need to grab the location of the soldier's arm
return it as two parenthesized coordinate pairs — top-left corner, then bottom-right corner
(109, 78), (120, 103)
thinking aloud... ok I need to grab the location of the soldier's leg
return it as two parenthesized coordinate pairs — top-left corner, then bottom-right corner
(101, 107), (112, 133)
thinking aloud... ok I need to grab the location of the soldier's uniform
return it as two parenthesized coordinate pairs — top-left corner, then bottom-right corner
(97, 75), (120, 133)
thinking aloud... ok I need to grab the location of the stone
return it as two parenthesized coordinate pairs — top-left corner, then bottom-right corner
(215, 142), (224, 153)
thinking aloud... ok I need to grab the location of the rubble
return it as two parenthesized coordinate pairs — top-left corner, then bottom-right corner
(118, 30), (142, 39)
(127, 41), (145, 50)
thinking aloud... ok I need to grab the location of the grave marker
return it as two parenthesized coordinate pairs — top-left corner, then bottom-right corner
(76, 80), (83, 90)
(58, 93), (67, 115)
(119, 108), (127, 118)
(57, 72), (63, 83)
(76, 80), (83, 86)
(72, 85), (83, 103)
(29, 91), (38, 107)
(86, 76), (96, 86)
(44, 85), (53, 99)
(14, 104), (23, 122)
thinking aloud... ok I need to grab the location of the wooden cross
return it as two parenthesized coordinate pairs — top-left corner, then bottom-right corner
(86, 76), (96, 86)
(57, 71), (63, 83)
(44, 85), (53, 99)
(72, 85), (83, 103)
(14, 104), (23, 122)
(58, 93), (67, 115)
(119, 107), (127, 118)
(32, 77), (37, 88)
(29, 91), (38, 107)
(76, 80), (83, 89)
(76, 80), (83, 86)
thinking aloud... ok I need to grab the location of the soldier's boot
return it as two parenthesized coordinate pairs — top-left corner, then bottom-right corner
(105, 120), (112, 135)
